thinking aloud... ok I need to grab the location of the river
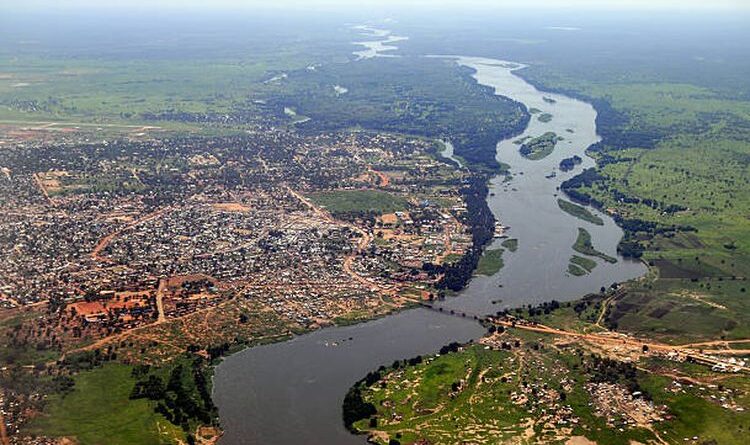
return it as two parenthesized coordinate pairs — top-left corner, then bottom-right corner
(213, 43), (646, 445)
(351, 25), (408, 60)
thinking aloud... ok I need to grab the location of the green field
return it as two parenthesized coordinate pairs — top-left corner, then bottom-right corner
(350, 342), (750, 445)
(308, 190), (409, 217)
(27, 364), (182, 445)
(558, 199), (604, 225)
(607, 278), (750, 343)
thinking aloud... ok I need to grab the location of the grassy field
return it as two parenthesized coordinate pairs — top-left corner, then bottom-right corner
(351, 342), (750, 445)
(475, 247), (504, 275)
(308, 190), (409, 217)
(580, 138), (750, 277)
(607, 277), (750, 343)
(27, 364), (182, 445)
(0, 13), (356, 127)
(558, 199), (604, 225)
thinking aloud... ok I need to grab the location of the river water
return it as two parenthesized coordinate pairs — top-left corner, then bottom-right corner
(351, 25), (408, 60)
(213, 44), (646, 445)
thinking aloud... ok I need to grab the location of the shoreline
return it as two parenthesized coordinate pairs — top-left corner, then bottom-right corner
(212, 31), (640, 444)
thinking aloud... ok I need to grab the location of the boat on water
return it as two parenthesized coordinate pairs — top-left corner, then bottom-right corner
(494, 222), (510, 238)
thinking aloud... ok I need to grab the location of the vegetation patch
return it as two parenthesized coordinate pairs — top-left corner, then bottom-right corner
(569, 255), (597, 276)
(568, 262), (588, 276)
(558, 199), (604, 225)
(27, 364), (183, 445)
(573, 228), (617, 263)
(348, 339), (750, 445)
(501, 238), (518, 252)
(538, 112), (553, 123)
(308, 190), (408, 217)
(273, 57), (529, 172)
(519, 131), (562, 160)
(475, 248), (504, 276)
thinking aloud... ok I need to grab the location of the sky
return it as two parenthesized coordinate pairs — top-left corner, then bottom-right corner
(6, 0), (750, 12)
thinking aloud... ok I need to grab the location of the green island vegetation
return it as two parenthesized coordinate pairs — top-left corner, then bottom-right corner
(346, 339), (750, 445)
(557, 198), (604, 225)
(568, 263), (586, 276)
(519, 131), (562, 160)
(308, 190), (409, 218)
(501, 237), (518, 252)
(475, 248), (504, 276)
(569, 255), (597, 276)
(538, 112), (553, 122)
(559, 155), (583, 172)
(573, 228), (617, 263)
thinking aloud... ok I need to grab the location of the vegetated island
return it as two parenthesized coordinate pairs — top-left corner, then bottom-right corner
(538, 112), (553, 123)
(500, 238), (518, 252)
(475, 248), (504, 276)
(568, 254), (597, 276)
(573, 227), (617, 263)
(558, 198), (604, 225)
(513, 135), (531, 145)
(559, 155), (582, 172)
(519, 132), (562, 160)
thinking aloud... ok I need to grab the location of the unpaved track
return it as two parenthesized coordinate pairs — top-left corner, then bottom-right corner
(286, 186), (390, 296)
(493, 319), (750, 373)
(91, 206), (173, 262)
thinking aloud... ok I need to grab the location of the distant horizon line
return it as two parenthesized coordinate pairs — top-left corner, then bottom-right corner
(4, 0), (750, 15)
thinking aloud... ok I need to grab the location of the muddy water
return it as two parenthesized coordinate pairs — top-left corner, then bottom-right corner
(213, 55), (646, 445)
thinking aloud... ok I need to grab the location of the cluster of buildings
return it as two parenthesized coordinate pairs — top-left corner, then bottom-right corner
(0, 125), (475, 352)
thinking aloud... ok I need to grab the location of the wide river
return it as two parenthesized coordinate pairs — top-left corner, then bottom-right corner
(213, 52), (647, 444)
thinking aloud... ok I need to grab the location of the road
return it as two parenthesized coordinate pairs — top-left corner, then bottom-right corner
(492, 318), (750, 373)
(91, 206), (173, 262)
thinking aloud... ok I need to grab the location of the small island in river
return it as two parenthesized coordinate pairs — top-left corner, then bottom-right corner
(519, 131), (562, 160)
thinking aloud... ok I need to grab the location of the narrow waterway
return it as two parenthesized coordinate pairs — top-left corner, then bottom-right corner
(351, 25), (408, 60)
(213, 42), (646, 445)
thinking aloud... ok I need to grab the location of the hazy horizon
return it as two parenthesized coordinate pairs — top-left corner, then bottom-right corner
(5, 0), (750, 13)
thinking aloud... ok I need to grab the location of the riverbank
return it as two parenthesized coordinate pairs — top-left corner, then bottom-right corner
(213, 54), (646, 444)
